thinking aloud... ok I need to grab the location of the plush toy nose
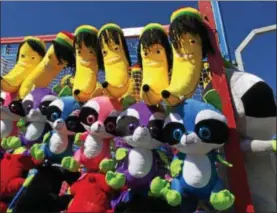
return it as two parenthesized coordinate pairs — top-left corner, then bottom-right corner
(74, 89), (80, 95)
(142, 84), (150, 92)
(53, 118), (65, 130)
(90, 121), (105, 133)
(161, 90), (170, 98)
(102, 82), (109, 89)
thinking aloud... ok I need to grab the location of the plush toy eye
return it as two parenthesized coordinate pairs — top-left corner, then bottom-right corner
(156, 50), (161, 54)
(144, 52), (148, 56)
(86, 114), (96, 125)
(106, 122), (115, 132)
(102, 50), (107, 56)
(189, 39), (196, 44)
(50, 112), (60, 122)
(21, 54), (25, 58)
(149, 126), (159, 137)
(77, 50), (81, 54)
(114, 46), (119, 51)
(32, 56), (35, 60)
(89, 50), (93, 54)
(173, 128), (183, 141)
(128, 123), (137, 133)
(198, 126), (211, 140)
(39, 101), (52, 115)
(0, 98), (4, 106)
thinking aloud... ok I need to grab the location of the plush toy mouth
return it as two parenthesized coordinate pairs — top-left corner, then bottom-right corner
(17, 61), (27, 68)
(144, 61), (162, 68)
(80, 59), (94, 66)
(176, 53), (194, 61)
(105, 56), (121, 65)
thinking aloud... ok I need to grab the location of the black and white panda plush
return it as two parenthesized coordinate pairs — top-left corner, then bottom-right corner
(203, 68), (276, 212)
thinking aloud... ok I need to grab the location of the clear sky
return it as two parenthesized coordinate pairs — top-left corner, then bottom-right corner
(1, 1), (276, 94)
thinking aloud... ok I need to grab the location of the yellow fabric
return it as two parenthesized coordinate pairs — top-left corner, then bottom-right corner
(140, 43), (169, 105)
(99, 32), (133, 99)
(73, 40), (102, 102)
(1, 42), (44, 93)
(163, 33), (203, 106)
(18, 45), (66, 99)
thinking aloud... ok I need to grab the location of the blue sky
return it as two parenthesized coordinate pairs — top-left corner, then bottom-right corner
(1, 1), (276, 94)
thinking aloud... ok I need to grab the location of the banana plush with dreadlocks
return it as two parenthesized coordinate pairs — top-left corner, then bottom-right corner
(98, 23), (133, 100)
(73, 25), (103, 102)
(161, 7), (213, 106)
(18, 32), (75, 99)
(137, 23), (172, 106)
(1, 37), (46, 93)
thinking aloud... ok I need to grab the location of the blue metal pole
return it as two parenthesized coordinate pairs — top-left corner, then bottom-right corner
(211, 0), (232, 61)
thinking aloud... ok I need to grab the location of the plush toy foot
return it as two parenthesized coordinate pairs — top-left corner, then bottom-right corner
(30, 144), (45, 161)
(106, 171), (125, 190)
(210, 189), (235, 211)
(99, 158), (116, 173)
(1, 136), (21, 150)
(61, 156), (80, 172)
(165, 190), (182, 207)
(150, 177), (170, 197)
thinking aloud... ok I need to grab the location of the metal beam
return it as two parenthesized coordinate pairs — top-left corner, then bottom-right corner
(235, 24), (277, 71)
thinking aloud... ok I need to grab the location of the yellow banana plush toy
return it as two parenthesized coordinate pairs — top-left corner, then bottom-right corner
(18, 32), (75, 99)
(73, 25), (103, 102)
(1, 37), (46, 93)
(98, 23), (133, 100)
(161, 7), (214, 106)
(138, 23), (172, 106)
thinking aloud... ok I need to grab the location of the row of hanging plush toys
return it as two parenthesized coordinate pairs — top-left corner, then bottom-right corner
(0, 6), (276, 213)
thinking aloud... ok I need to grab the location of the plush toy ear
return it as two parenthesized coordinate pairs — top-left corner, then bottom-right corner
(121, 95), (136, 109)
(58, 86), (72, 97)
(202, 89), (222, 112)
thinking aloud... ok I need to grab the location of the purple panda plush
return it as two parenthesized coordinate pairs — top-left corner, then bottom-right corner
(1, 88), (57, 150)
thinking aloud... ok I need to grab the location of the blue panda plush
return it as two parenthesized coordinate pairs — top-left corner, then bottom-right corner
(150, 99), (235, 211)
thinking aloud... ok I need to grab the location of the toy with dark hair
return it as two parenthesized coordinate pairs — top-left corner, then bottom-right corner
(137, 28), (172, 70)
(74, 31), (103, 69)
(16, 40), (46, 62)
(169, 15), (213, 58)
(98, 27), (131, 67)
(53, 40), (75, 68)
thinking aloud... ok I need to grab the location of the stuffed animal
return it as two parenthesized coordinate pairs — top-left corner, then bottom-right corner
(0, 91), (19, 141)
(1, 37), (46, 93)
(105, 102), (169, 199)
(137, 23), (172, 106)
(203, 67), (277, 212)
(72, 25), (104, 102)
(0, 147), (41, 213)
(61, 96), (122, 172)
(150, 99), (235, 211)
(1, 88), (57, 151)
(53, 74), (74, 96)
(18, 32), (75, 99)
(98, 23), (134, 100)
(30, 96), (84, 164)
(59, 96), (122, 212)
(161, 7), (213, 106)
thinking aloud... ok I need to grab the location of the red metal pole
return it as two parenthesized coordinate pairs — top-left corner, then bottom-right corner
(198, 2), (255, 213)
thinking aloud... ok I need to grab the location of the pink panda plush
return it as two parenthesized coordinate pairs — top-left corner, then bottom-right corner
(62, 96), (122, 172)
(0, 91), (19, 141)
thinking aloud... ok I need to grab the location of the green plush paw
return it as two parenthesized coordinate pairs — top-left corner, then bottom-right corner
(17, 118), (26, 132)
(74, 133), (83, 146)
(150, 177), (170, 197)
(165, 190), (182, 207)
(115, 148), (128, 161)
(61, 156), (80, 172)
(170, 159), (183, 178)
(272, 139), (276, 152)
(210, 189), (235, 211)
(105, 171), (125, 190)
(1, 136), (21, 150)
(30, 144), (45, 161)
(99, 159), (116, 173)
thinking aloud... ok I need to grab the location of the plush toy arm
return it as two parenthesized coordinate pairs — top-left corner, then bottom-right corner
(115, 148), (129, 161)
(16, 118), (27, 133)
(156, 150), (170, 167)
(216, 154), (233, 167)
(99, 158), (116, 173)
(240, 138), (276, 153)
(74, 132), (88, 146)
(30, 143), (46, 161)
(7, 178), (25, 195)
(170, 158), (183, 178)
(42, 132), (52, 143)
